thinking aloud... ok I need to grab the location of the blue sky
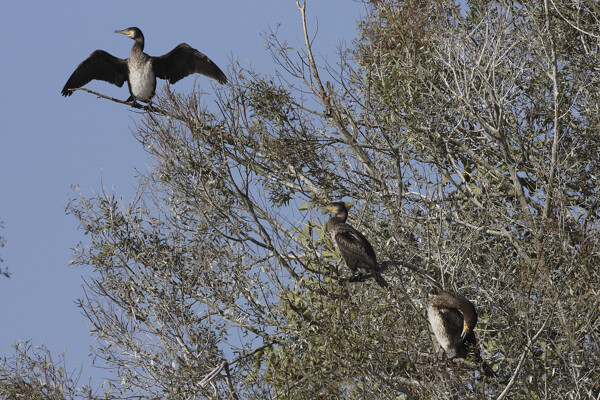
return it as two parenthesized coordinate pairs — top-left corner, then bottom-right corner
(0, 1), (366, 386)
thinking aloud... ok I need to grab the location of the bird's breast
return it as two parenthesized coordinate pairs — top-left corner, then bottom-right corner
(128, 60), (156, 101)
(428, 306), (456, 355)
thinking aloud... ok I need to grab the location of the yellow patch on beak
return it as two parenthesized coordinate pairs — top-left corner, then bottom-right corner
(460, 323), (470, 339)
(115, 29), (133, 37)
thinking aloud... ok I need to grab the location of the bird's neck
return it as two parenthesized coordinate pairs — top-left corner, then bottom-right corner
(330, 214), (348, 224)
(132, 38), (145, 53)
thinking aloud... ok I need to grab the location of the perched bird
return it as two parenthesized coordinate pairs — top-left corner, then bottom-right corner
(62, 27), (227, 103)
(326, 201), (387, 288)
(428, 291), (494, 377)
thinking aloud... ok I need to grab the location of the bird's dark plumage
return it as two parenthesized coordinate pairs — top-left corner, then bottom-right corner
(153, 43), (227, 84)
(326, 202), (387, 288)
(61, 50), (128, 96)
(62, 27), (227, 102)
(428, 292), (494, 377)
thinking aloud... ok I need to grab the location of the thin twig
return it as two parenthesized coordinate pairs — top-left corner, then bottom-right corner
(223, 362), (241, 400)
(542, 0), (561, 221)
(381, 260), (443, 291)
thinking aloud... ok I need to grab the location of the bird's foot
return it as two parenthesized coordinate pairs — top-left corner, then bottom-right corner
(125, 96), (142, 109)
(348, 273), (367, 283)
(130, 100), (155, 112)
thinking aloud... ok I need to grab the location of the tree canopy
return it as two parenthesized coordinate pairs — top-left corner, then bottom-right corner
(3, 0), (600, 398)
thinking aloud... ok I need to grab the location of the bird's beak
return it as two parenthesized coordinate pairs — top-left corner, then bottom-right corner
(114, 29), (130, 37)
(460, 324), (470, 340)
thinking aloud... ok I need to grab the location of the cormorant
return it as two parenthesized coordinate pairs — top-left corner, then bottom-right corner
(428, 291), (494, 376)
(326, 202), (387, 288)
(61, 27), (227, 103)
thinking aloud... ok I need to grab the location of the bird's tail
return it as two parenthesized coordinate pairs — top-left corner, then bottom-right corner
(474, 350), (495, 377)
(479, 359), (495, 378)
(374, 272), (388, 288)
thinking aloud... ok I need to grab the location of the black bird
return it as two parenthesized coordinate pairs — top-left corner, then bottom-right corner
(326, 202), (387, 288)
(62, 27), (227, 103)
(428, 291), (494, 377)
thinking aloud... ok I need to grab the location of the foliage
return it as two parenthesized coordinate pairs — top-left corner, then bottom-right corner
(0, 341), (101, 400)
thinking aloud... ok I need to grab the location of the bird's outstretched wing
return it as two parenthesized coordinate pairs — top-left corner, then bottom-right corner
(153, 43), (227, 84)
(62, 50), (128, 96)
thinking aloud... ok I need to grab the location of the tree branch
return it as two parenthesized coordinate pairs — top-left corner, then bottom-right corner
(496, 316), (550, 400)
(69, 87), (171, 116)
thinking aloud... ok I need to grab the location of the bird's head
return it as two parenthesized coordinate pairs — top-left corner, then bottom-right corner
(115, 27), (143, 40)
(326, 201), (349, 219)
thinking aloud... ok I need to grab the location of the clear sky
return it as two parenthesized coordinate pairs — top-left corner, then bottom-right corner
(0, 0), (366, 386)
